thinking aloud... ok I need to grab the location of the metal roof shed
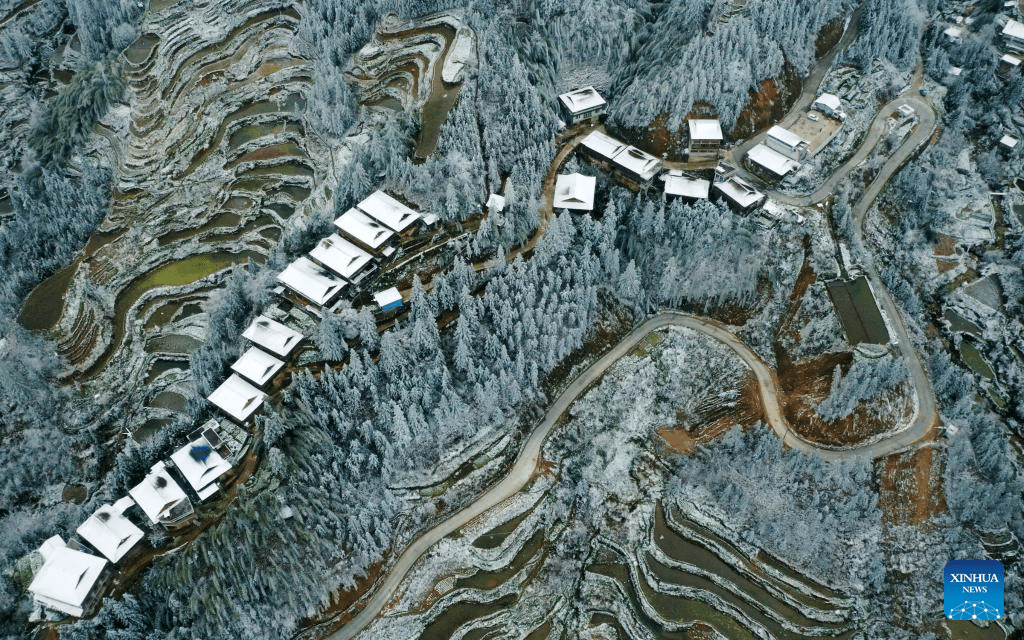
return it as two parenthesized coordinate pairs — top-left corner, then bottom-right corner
(373, 287), (404, 312)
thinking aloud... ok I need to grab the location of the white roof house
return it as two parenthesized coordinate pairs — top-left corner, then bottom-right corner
(714, 176), (766, 211)
(242, 315), (301, 358)
(747, 143), (800, 178)
(1003, 19), (1024, 46)
(207, 373), (266, 423)
(688, 119), (723, 141)
(76, 503), (144, 563)
(486, 193), (506, 212)
(310, 234), (374, 282)
(170, 435), (232, 500)
(230, 346), (285, 388)
(944, 25), (965, 40)
(553, 173), (596, 211)
(1000, 135), (1019, 149)
(765, 125), (809, 159)
(812, 93), (846, 120)
(1001, 53), (1021, 67)
(580, 130), (627, 161)
(277, 256), (346, 307)
(558, 86), (606, 116)
(128, 461), (192, 526)
(356, 191), (421, 233)
(663, 172), (710, 199)
(28, 536), (108, 617)
(334, 207), (396, 251)
(373, 287), (404, 311)
(611, 146), (661, 183)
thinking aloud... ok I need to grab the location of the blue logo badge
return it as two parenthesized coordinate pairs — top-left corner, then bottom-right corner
(944, 560), (1004, 620)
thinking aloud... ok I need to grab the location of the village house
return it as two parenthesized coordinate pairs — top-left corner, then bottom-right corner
(128, 461), (194, 529)
(309, 233), (376, 284)
(170, 433), (234, 502)
(713, 175), (767, 213)
(335, 207), (399, 256)
(354, 190), (422, 236)
(746, 143), (800, 180)
(553, 172), (596, 211)
(242, 315), (303, 359)
(999, 134), (1019, 153)
(1003, 18), (1024, 53)
(765, 125), (809, 161)
(687, 118), (723, 156)
(373, 287), (404, 313)
(230, 346), (285, 390)
(28, 536), (109, 618)
(578, 131), (661, 189)
(998, 53), (1021, 77)
(75, 501), (144, 564)
(662, 170), (710, 201)
(207, 373), (266, 424)
(277, 256), (347, 309)
(812, 93), (846, 121)
(558, 86), (606, 125)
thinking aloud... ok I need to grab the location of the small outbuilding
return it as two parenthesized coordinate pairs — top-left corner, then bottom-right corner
(230, 346), (285, 389)
(128, 461), (193, 528)
(688, 119), (723, 155)
(170, 435), (233, 501)
(76, 502), (144, 564)
(28, 536), (108, 618)
(207, 373), (266, 424)
(277, 256), (347, 308)
(558, 86), (606, 125)
(812, 93), (846, 120)
(553, 173), (597, 211)
(999, 134), (1019, 152)
(373, 287), (404, 312)
(242, 315), (302, 358)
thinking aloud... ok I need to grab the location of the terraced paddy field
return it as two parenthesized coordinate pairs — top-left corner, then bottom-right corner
(13, 0), (332, 437)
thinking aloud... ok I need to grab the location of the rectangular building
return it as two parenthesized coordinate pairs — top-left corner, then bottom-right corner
(373, 287), (404, 312)
(170, 434), (233, 501)
(76, 503), (144, 564)
(277, 256), (347, 308)
(765, 125), (809, 160)
(242, 315), (302, 359)
(128, 461), (193, 528)
(558, 86), (607, 125)
(309, 234), (375, 283)
(688, 119), (723, 155)
(812, 93), (846, 120)
(1003, 18), (1024, 52)
(663, 171), (710, 200)
(355, 191), (421, 234)
(610, 146), (662, 187)
(230, 346), (285, 389)
(207, 373), (266, 424)
(579, 130), (627, 164)
(334, 207), (397, 255)
(28, 536), (108, 617)
(713, 176), (766, 213)
(553, 173), (597, 211)
(746, 143), (800, 180)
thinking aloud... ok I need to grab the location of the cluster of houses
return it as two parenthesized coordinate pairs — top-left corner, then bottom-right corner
(557, 87), (766, 213)
(24, 191), (431, 621)
(743, 94), (846, 182)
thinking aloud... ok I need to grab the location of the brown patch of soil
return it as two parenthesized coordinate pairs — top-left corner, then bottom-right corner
(612, 113), (688, 161)
(934, 233), (956, 256)
(877, 446), (946, 526)
(731, 63), (801, 140)
(61, 483), (88, 504)
(935, 257), (958, 273)
(814, 17), (845, 58)
(296, 559), (386, 637)
(659, 373), (764, 455)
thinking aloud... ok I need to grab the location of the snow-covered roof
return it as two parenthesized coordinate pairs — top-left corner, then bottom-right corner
(277, 256), (346, 307)
(558, 86), (606, 114)
(355, 191), (421, 233)
(1000, 135), (1019, 149)
(373, 287), (403, 309)
(611, 146), (661, 182)
(207, 373), (266, 423)
(949, 66), (963, 76)
(128, 462), (189, 525)
(714, 176), (765, 209)
(688, 119), (723, 141)
(813, 93), (842, 111)
(29, 536), (107, 617)
(1001, 53), (1022, 65)
(486, 193), (506, 212)
(230, 346), (285, 387)
(766, 125), (807, 150)
(944, 25), (965, 39)
(76, 504), (144, 563)
(170, 435), (232, 497)
(664, 173), (710, 199)
(334, 207), (396, 250)
(553, 173), (596, 211)
(747, 143), (800, 176)
(1003, 18), (1024, 40)
(897, 104), (915, 118)
(309, 234), (373, 281)
(580, 130), (627, 160)
(242, 315), (302, 358)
